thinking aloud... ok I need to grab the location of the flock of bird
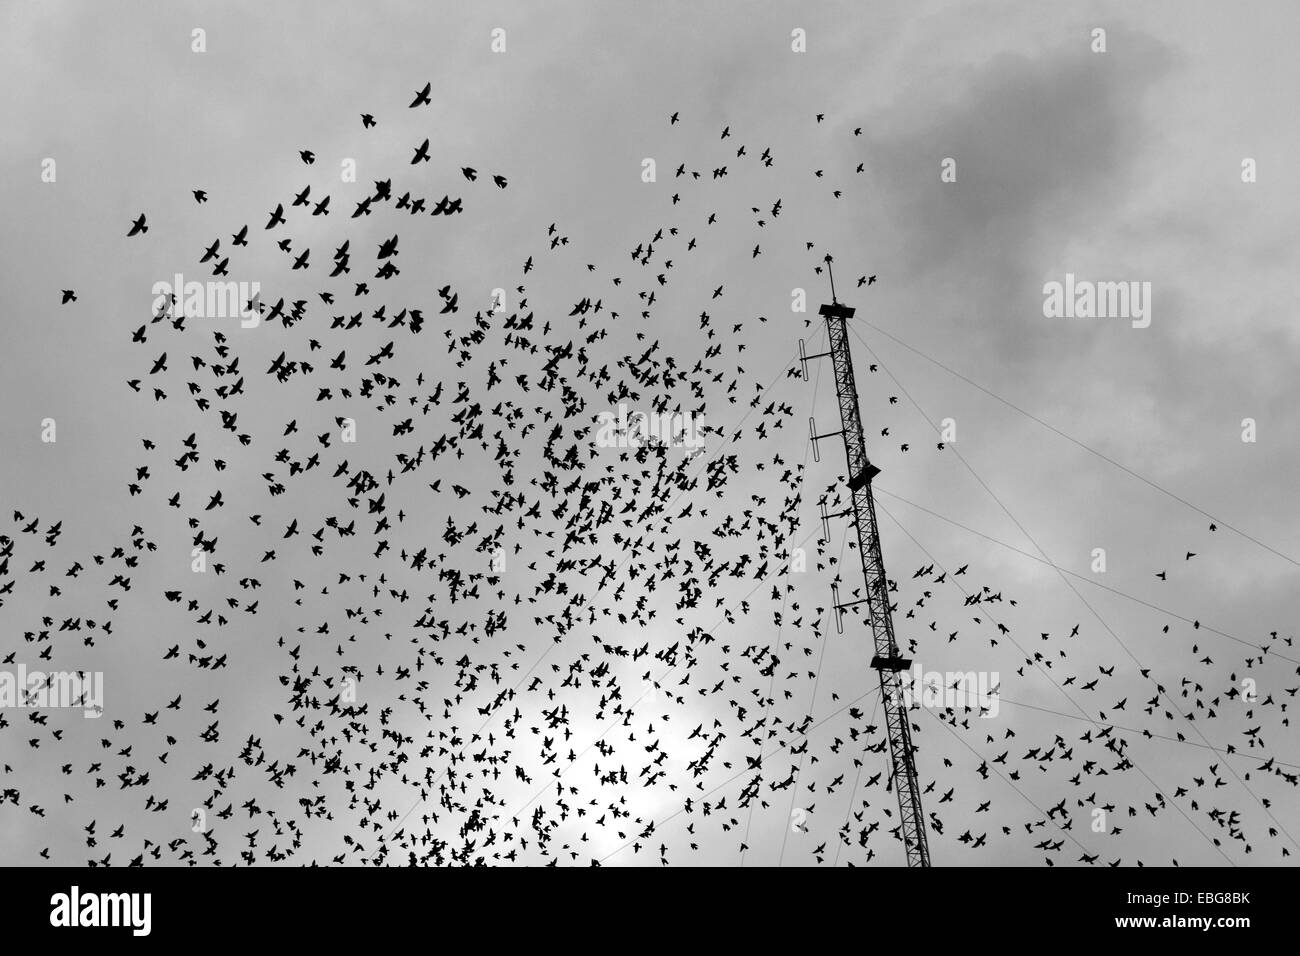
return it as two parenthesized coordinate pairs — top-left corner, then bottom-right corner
(5, 80), (1297, 867)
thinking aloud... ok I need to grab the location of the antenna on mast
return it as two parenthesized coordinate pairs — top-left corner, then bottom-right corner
(823, 254), (838, 304)
(802, 285), (933, 867)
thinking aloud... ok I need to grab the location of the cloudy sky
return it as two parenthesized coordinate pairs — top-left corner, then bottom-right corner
(1, 0), (1297, 867)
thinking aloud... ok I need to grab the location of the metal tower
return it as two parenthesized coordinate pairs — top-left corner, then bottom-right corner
(800, 264), (931, 867)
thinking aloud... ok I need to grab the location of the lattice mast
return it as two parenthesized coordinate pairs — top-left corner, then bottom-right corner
(800, 258), (931, 867)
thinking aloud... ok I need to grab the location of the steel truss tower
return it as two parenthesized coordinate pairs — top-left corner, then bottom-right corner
(800, 286), (931, 867)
